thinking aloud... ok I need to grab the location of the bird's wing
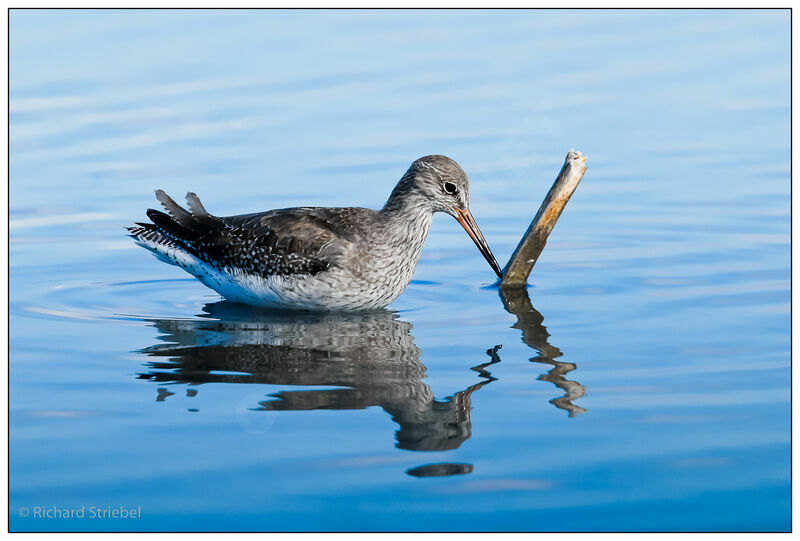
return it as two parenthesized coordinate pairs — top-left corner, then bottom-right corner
(221, 206), (372, 240)
(132, 191), (353, 277)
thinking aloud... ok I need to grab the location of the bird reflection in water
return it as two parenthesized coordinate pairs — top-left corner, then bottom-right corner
(138, 302), (499, 456)
(136, 288), (585, 477)
(498, 286), (587, 417)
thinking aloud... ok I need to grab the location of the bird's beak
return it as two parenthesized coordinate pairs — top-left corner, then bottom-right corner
(453, 207), (503, 279)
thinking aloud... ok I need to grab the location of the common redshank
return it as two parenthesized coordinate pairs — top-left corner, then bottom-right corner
(128, 155), (501, 310)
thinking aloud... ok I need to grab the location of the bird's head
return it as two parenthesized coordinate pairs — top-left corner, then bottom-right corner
(405, 155), (471, 215)
(388, 155), (502, 279)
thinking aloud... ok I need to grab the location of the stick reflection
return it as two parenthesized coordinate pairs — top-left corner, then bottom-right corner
(498, 286), (587, 417)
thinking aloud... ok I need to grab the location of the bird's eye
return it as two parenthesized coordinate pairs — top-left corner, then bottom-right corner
(443, 182), (457, 194)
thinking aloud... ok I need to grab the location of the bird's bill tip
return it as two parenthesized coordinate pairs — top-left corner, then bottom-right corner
(453, 207), (503, 279)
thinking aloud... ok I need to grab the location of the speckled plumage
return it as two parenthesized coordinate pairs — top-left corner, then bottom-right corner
(128, 155), (500, 311)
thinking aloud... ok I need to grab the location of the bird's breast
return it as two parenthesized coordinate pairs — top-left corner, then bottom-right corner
(344, 212), (433, 300)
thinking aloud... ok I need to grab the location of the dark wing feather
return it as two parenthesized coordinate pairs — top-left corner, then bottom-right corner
(221, 207), (372, 239)
(132, 191), (347, 277)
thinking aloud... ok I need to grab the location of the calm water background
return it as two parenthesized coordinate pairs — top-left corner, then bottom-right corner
(10, 9), (790, 532)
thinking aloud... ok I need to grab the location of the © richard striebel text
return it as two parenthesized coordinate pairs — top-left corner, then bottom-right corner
(20, 505), (141, 519)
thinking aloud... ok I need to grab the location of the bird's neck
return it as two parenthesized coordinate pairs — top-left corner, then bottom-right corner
(380, 179), (433, 218)
(377, 188), (435, 252)
(380, 186), (433, 230)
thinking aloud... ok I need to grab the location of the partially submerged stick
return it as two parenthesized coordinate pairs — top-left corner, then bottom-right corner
(500, 149), (587, 287)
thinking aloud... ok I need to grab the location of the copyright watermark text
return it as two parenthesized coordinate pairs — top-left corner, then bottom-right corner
(18, 505), (141, 520)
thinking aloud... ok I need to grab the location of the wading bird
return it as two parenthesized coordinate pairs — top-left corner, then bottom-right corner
(128, 155), (501, 310)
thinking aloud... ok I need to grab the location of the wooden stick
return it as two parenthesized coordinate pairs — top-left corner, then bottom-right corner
(500, 149), (587, 287)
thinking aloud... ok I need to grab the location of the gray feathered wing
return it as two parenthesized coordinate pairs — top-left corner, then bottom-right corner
(127, 190), (349, 277)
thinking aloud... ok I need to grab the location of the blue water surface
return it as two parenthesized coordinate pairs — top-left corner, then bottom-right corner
(9, 9), (790, 532)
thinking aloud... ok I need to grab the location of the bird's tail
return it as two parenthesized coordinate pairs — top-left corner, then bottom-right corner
(127, 190), (222, 266)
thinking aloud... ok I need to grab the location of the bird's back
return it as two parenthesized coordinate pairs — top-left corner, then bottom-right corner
(221, 205), (381, 246)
